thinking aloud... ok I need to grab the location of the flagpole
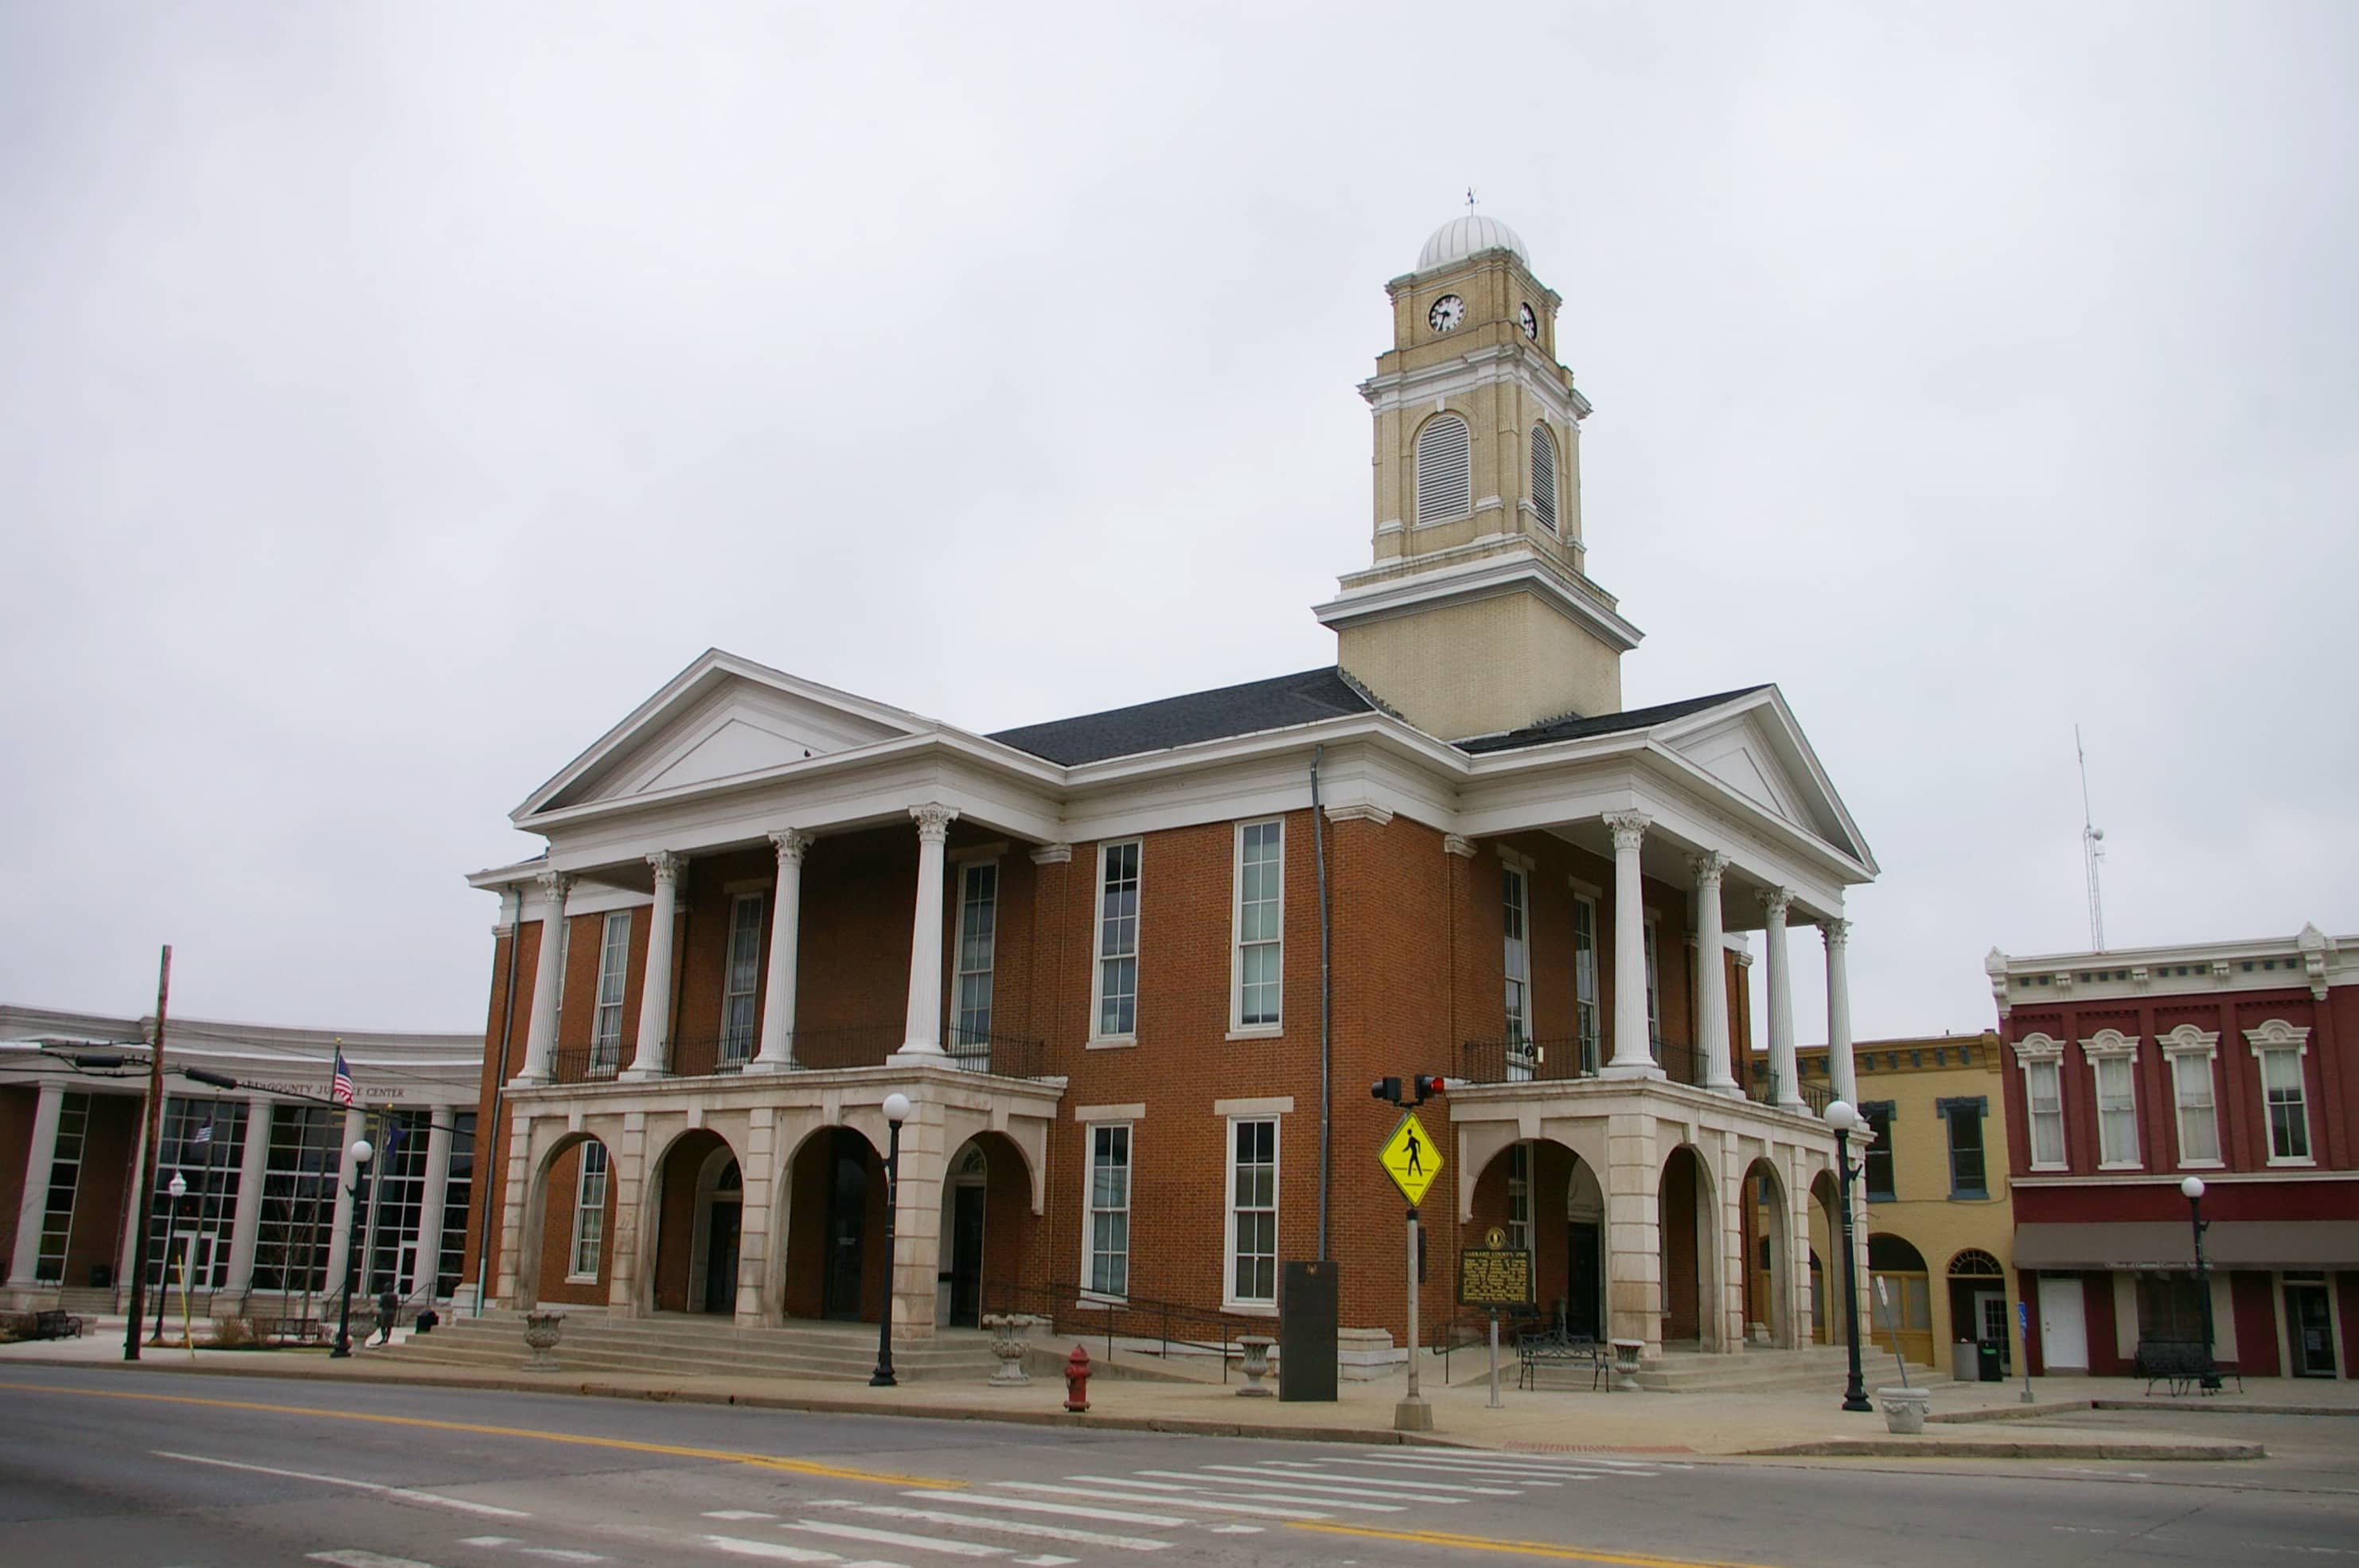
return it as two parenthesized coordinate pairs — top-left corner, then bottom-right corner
(123, 946), (172, 1363)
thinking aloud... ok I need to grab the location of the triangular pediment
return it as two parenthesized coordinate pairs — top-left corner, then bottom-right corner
(1656, 693), (1877, 873)
(517, 650), (933, 820)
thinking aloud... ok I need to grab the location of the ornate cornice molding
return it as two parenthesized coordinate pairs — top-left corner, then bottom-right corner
(1324, 802), (1395, 827)
(1030, 842), (1073, 865)
(2078, 1028), (2139, 1062)
(1442, 833), (1477, 859)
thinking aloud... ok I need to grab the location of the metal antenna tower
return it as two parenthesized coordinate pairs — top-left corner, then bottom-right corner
(2076, 724), (2107, 951)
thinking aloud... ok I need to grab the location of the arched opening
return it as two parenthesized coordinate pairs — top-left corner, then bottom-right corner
(1867, 1232), (1933, 1366)
(1413, 412), (1472, 524)
(1658, 1145), (1718, 1348)
(940, 1133), (1035, 1328)
(780, 1125), (885, 1324)
(1742, 1157), (1792, 1348)
(521, 1133), (613, 1311)
(1808, 1170), (1841, 1346)
(1529, 424), (1558, 533)
(1948, 1246), (2010, 1371)
(646, 1128), (742, 1315)
(1463, 1139), (1606, 1340)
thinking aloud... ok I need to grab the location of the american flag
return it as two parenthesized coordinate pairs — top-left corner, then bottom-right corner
(330, 1047), (354, 1106)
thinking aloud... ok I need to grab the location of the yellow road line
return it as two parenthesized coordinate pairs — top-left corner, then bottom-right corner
(0, 1379), (961, 1488)
(1288, 1519), (1780, 1568)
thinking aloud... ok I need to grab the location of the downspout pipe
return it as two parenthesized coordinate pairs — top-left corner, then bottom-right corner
(1312, 745), (1332, 1262)
(474, 883), (524, 1315)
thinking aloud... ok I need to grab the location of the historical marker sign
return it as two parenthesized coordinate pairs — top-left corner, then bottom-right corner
(1458, 1231), (1535, 1309)
(1378, 1111), (1442, 1207)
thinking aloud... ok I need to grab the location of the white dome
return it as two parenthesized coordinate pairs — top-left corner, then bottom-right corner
(1417, 213), (1530, 272)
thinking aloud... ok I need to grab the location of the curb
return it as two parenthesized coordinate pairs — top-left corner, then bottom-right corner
(1743, 1438), (2266, 1461)
(2092, 1398), (2359, 1419)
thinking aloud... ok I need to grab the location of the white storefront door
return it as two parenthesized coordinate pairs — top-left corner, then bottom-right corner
(2038, 1275), (2088, 1371)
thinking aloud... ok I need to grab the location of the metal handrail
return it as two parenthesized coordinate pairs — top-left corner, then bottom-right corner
(980, 1276), (1277, 1383)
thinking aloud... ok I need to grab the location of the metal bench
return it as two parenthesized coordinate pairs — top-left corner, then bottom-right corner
(1516, 1328), (1605, 1391)
(259, 1316), (326, 1345)
(2134, 1340), (2242, 1396)
(32, 1310), (84, 1340)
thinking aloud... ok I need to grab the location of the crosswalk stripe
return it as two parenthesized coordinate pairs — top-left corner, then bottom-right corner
(1371, 1452), (1608, 1474)
(996, 1480), (1329, 1519)
(1298, 1455), (1584, 1481)
(810, 1500), (1173, 1552)
(1251, 1464), (1519, 1495)
(307, 1554), (441, 1568)
(707, 1511), (782, 1521)
(1141, 1468), (1468, 1504)
(784, 1519), (1005, 1558)
(899, 1490), (1188, 1528)
(698, 1539), (855, 1564)
(162, 1450), (530, 1519)
(1125, 1472), (1411, 1512)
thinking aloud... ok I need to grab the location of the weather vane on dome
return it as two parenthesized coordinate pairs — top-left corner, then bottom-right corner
(1466, 186), (1478, 212)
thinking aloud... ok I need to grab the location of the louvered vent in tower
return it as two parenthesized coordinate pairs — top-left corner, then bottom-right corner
(1530, 425), (1558, 532)
(1413, 414), (1471, 524)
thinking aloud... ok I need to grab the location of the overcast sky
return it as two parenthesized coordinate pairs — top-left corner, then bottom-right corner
(4, 2), (2353, 1049)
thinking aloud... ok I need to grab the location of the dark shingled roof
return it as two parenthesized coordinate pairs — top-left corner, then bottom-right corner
(988, 667), (1375, 766)
(1454, 685), (1772, 755)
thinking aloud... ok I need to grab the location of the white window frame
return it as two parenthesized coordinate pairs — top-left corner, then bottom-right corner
(953, 857), (999, 1050)
(1082, 1121), (1133, 1300)
(719, 891), (765, 1067)
(589, 910), (631, 1075)
(1643, 915), (1663, 1064)
(2247, 1020), (2314, 1166)
(2161, 1026), (2222, 1168)
(1231, 819), (1284, 1036)
(1090, 841), (1142, 1045)
(1224, 1117), (1279, 1310)
(1507, 1141), (1532, 1254)
(1571, 886), (1601, 1075)
(1501, 854), (1533, 1078)
(2082, 1030), (2142, 1170)
(567, 1141), (609, 1281)
(2018, 1034), (2067, 1172)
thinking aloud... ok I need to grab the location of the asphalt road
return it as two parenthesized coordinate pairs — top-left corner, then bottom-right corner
(1, 1367), (2354, 1568)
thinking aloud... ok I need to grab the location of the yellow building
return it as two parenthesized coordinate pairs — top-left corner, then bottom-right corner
(1753, 1032), (2024, 1375)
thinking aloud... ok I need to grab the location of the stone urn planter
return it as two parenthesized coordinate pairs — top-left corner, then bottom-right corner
(522, 1311), (564, 1372)
(1609, 1338), (1647, 1391)
(983, 1313), (1040, 1387)
(1233, 1335), (1276, 1398)
(1877, 1386), (1931, 1434)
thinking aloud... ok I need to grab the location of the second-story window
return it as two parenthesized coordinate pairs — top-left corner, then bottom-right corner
(2094, 1055), (2139, 1168)
(719, 891), (764, 1067)
(954, 861), (998, 1048)
(590, 910), (630, 1075)
(1642, 918), (1663, 1063)
(1234, 821), (1283, 1031)
(1094, 842), (1141, 1039)
(2259, 1046), (2312, 1162)
(1503, 866), (1531, 1078)
(1573, 892), (1601, 1074)
(2168, 1046), (2220, 1164)
(1862, 1102), (1897, 1200)
(1942, 1100), (1988, 1197)
(2025, 1055), (2066, 1168)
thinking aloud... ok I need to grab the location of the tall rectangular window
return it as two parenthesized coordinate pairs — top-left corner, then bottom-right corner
(251, 1103), (339, 1295)
(590, 909), (631, 1075)
(1227, 1119), (1277, 1305)
(1861, 1102), (1897, 1201)
(569, 1141), (609, 1281)
(2260, 1049), (2312, 1162)
(1642, 919), (1663, 1063)
(1507, 1141), (1532, 1254)
(1503, 866), (1531, 1078)
(1234, 821), (1284, 1030)
(2026, 1059), (2066, 1168)
(435, 1112), (477, 1298)
(33, 1090), (89, 1284)
(1086, 1125), (1131, 1297)
(146, 1096), (248, 1292)
(1942, 1100), (1987, 1197)
(719, 891), (764, 1066)
(2095, 1055), (2139, 1167)
(953, 860), (998, 1050)
(2169, 1051), (2220, 1164)
(1094, 842), (1141, 1039)
(365, 1110), (432, 1298)
(1572, 893), (1600, 1074)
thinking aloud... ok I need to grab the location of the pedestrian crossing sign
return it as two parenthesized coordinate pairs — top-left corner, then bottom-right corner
(1378, 1111), (1442, 1207)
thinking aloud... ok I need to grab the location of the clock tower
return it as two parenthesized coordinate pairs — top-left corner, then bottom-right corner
(1314, 213), (1641, 740)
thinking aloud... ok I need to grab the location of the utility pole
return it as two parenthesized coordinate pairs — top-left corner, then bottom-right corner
(123, 945), (171, 1363)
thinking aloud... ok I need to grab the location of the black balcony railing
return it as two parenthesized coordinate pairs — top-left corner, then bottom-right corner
(538, 1023), (1051, 1085)
(1749, 1062), (1835, 1117)
(1457, 1035), (1718, 1087)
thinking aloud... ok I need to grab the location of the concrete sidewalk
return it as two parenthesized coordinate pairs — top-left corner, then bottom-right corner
(9, 1318), (2338, 1461)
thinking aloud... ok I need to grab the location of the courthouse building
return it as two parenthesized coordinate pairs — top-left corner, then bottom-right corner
(0, 1006), (482, 1319)
(1990, 928), (2358, 1379)
(460, 214), (1881, 1363)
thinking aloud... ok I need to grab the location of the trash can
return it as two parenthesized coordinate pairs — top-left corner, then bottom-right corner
(1976, 1340), (2005, 1382)
(1952, 1340), (1978, 1382)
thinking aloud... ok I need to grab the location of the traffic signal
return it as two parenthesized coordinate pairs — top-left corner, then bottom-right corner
(1409, 1074), (1445, 1104)
(1371, 1076), (1402, 1105)
(1371, 1075), (1446, 1106)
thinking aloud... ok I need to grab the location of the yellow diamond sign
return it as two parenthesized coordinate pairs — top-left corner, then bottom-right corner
(1378, 1110), (1443, 1208)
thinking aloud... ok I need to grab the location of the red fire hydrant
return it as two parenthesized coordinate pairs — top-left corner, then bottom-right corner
(1063, 1344), (1092, 1413)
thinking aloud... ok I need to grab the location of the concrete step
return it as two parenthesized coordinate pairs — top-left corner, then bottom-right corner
(384, 1313), (1000, 1383)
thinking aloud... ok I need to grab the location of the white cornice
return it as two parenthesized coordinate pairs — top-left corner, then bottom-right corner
(1358, 345), (1590, 426)
(1314, 544), (1643, 653)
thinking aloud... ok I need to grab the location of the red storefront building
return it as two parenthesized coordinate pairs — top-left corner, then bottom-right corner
(1987, 926), (2357, 1379)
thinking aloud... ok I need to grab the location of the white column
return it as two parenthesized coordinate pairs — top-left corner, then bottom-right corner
(622, 852), (684, 1081)
(222, 1098), (274, 1297)
(748, 831), (811, 1073)
(894, 804), (959, 1060)
(1691, 852), (1739, 1094)
(412, 1112), (456, 1300)
(1824, 916), (1856, 1110)
(514, 871), (571, 1085)
(1601, 811), (1663, 1079)
(114, 1091), (153, 1306)
(7, 1082), (67, 1285)
(1763, 888), (1803, 1109)
(322, 1106), (367, 1297)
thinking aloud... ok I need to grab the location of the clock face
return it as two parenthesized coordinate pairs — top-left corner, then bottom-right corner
(1428, 294), (1465, 333)
(1519, 302), (1538, 341)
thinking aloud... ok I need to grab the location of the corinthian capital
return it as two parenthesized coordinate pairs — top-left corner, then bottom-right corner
(1823, 915), (1850, 949)
(769, 829), (813, 866)
(646, 850), (686, 886)
(1688, 849), (1730, 887)
(534, 869), (571, 912)
(910, 803), (959, 842)
(1602, 810), (1651, 853)
(1760, 887), (1796, 922)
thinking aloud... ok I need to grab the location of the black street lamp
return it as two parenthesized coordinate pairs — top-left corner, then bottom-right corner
(870, 1092), (911, 1387)
(2181, 1175), (2221, 1392)
(150, 1172), (187, 1345)
(1824, 1100), (1874, 1413)
(330, 1137), (375, 1359)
